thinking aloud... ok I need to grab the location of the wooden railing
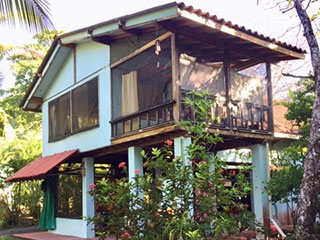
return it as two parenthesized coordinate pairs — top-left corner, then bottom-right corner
(111, 101), (175, 137)
(180, 90), (272, 133)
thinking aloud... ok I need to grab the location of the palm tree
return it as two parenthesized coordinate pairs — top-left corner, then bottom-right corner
(0, 0), (54, 33)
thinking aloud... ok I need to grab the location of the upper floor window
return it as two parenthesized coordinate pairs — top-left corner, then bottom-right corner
(49, 78), (99, 142)
(111, 37), (172, 120)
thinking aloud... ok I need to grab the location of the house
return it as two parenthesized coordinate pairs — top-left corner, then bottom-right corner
(6, 2), (305, 238)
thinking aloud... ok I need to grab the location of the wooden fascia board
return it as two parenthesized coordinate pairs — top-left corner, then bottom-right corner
(177, 9), (305, 60)
(60, 6), (178, 45)
(23, 44), (62, 110)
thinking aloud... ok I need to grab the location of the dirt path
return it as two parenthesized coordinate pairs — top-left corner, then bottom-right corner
(0, 226), (42, 236)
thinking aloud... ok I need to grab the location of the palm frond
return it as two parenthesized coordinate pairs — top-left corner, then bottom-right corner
(0, 43), (13, 60)
(0, 0), (54, 33)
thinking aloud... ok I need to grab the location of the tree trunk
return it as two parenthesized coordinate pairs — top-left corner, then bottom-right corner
(294, 0), (320, 239)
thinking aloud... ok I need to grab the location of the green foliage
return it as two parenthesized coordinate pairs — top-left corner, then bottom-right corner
(88, 91), (255, 239)
(266, 77), (314, 227)
(0, 30), (60, 132)
(0, 0), (54, 33)
(285, 78), (314, 144)
(0, 30), (59, 228)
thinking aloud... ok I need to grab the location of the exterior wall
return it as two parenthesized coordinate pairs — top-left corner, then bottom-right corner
(42, 41), (111, 156)
(49, 218), (90, 238)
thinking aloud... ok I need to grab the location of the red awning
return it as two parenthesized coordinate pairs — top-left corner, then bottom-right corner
(6, 149), (78, 182)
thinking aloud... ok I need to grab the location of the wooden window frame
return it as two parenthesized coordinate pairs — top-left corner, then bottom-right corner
(48, 77), (99, 142)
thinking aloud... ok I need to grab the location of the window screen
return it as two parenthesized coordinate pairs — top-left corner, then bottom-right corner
(112, 38), (172, 119)
(72, 78), (99, 132)
(49, 93), (71, 141)
(56, 174), (82, 219)
(48, 78), (99, 142)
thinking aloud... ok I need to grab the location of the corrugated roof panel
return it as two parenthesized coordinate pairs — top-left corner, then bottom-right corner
(6, 149), (78, 182)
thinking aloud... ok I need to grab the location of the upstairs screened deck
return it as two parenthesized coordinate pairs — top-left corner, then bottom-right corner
(110, 31), (273, 139)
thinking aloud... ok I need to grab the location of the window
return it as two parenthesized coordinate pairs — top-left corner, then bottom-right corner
(49, 78), (99, 142)
(56, 174), (82, 219)
(72, 79), (99, 132)
(111, 38), (172, 120)
(49, 93), (71, 141)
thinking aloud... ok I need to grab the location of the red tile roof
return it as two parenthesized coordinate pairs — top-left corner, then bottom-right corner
(6, 149), (78, 182)
(274, 104), (298, 134)
(176, 2), (306, 54)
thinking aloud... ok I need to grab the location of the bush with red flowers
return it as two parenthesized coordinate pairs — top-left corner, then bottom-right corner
(87, 91), (255, 239)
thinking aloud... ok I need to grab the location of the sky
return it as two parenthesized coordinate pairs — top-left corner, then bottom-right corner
(0, 0), (318, 90)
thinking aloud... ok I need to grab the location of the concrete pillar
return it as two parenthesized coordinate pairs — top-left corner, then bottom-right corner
(251, 143), (270, 228)
(82, 157), (95, 238)
(174, 136), (192, 165)
(128, 146), (144, 181)
(174, 136), (193, 216)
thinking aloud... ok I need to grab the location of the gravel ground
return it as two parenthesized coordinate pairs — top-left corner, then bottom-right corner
(0, 226), (42, 236)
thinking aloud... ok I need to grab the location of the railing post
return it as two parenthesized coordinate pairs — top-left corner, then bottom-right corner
(266, 63), (274, 132)
(224, 50), (231, 128)
(171, 33), (180, 123)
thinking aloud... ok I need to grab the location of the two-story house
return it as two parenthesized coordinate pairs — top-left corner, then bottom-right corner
(7, 2), (305, 238)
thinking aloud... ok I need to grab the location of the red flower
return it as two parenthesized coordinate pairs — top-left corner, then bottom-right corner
(118, 162), (126, 168)
(89, 184), (96, 190)
(164, 139), (173, 146)
(107, 204), (114, 211)
(270, 224), (277, 234)
(121, 231), (132, 239)
(134, 168), (140, 175)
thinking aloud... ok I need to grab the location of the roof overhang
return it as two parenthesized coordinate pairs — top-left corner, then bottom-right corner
(21, 2), (306, 112)
(6, 149), (78, 182)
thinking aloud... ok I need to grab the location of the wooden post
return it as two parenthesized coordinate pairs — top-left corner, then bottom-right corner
(171, 33), (180, 123)
(224, 50), (231, 128)
(266, 63), (274, 132)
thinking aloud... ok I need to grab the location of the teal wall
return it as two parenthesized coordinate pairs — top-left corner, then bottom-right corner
(42, 41), (111, 156)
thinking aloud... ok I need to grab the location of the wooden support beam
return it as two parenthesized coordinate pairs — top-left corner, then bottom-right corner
(110, 31), (172, 68)
(159, 22), (269, 63)
(266, 63), (274, 132)
(92, 36), (114, 45)
(224, 50), (231, 128)
(60, 43), (75, 49)
(232, 59), (262, 71)
(29, 97), (43, 104)
(118, 20), (141, 36)
(171, 33), (180, 123)
(177, 9), (305, 60)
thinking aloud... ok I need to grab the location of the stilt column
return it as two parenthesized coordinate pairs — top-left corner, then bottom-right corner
(128, 146), (144, 181)
(82, 157), (95, 238)
(251, 143), (270, 227)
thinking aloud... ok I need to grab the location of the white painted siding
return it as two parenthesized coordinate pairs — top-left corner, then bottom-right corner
(76, 41), (108, 81)
(42, 42), (111, 156)
(50, 218), (89, 238)
(44, 53), (74, 100)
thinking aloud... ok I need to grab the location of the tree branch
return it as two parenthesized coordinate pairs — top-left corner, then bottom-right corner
(282, 72), (315, 79)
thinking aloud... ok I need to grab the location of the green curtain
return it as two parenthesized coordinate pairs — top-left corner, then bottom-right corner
(39, 176), (57, 230)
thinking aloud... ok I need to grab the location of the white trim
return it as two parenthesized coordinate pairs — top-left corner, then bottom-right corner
(23, 45), (62, 109)
(274, 131), (299, 140)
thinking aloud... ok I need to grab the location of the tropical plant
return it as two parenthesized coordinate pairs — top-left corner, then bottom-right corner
(88, 91), (255, 240)
(0, 0), (54, 33)
(0, 31), (58, 228)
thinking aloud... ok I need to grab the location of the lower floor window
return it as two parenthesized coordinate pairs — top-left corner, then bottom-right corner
(56, 174), (82, 219)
